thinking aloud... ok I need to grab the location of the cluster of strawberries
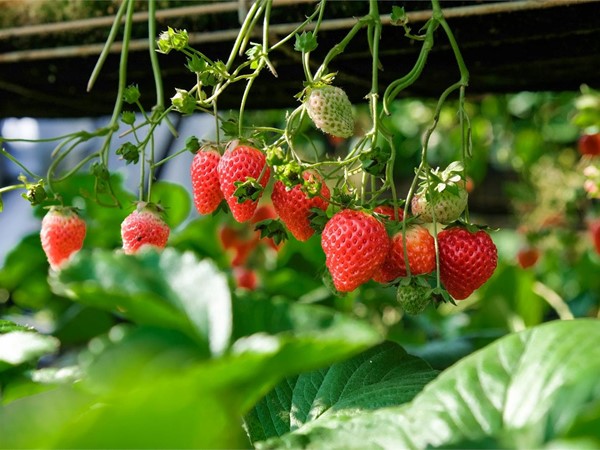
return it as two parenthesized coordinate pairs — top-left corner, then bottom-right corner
(40, 139), (498, 312)
(39, 83), (499, 312)
(190, 142), (498, 309)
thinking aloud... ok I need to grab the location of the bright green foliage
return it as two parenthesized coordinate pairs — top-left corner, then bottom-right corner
(258, 320), (600, 449)
(245, 341), (438, 444)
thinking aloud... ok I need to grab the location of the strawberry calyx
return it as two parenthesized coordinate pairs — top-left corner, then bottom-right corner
(442, 219), (497, 234)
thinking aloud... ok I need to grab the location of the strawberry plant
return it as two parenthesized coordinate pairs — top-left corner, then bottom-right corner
(1, 1), (600, 449)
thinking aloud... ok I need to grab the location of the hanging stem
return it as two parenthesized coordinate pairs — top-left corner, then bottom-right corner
(148, 0), (164, 111)
(87, 0), (128, 92)
(0, 147), (41, 180)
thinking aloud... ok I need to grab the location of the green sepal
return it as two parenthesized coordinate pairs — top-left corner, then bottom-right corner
(233, 178), (263, 203)
(254, 219), (288, 245)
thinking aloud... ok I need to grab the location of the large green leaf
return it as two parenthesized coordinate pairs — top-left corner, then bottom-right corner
(50, 248), (231, 355)
(259, 319), (600, 449)
(0, 331), (59, 371)
(0, 302), (382, 449)
(245, 341), (438, 444)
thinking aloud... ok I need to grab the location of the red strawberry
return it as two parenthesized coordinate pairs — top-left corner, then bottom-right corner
(40, 207), (86, 270)
(588, 219), (600, 255)
(272, 171), (330, 241)
(233, 266), (258, 290)
(321, 209), (390, 292)
(438, 227), (498, 300)
(373, 204), (404, 222)
(373, 225), (435, 283)
(578, 133), (600, 156)
(121, 204), (170, 255)
(217, 145), (270, 222)
(191, 147), (223, 215)
(517, 246), (540, 269)
(219, 225), (241, 250)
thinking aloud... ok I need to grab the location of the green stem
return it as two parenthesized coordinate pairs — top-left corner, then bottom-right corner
(87, 0), (128, 92)
(152, 146), (191, 168)
(47, 138), (83, 193)
(147, 134), (155, 202)
(238, 62), (264, 137)
(269, 2), (323, 52)
(0, 184), (26, 194)
(0, 147), (41, 179)
(110, 0), (135, 126)
(148, 0), (164, 110)
(382, 20), (435, 114)
(225, 0), (262, 70)
(54, 153), (100, 182)
(314, 15), (372, 80)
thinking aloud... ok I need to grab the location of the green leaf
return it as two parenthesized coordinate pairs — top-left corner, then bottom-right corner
(149, 181), (191, 229)
(0, 298), (381, 449)
(294, 31), (317, 53)
(0, 331), (59, 368)
(0, 320), (32, 334)
(246, 341), (438, 444)
(260, 319), (600, 449)
(50, 248), (231, 355)
(390, 6), (408, 26)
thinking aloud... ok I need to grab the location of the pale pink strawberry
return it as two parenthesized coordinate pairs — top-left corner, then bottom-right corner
(121, 204), (170, 255)
(305, 85), (354, 138)
(40, 207), (86, 270)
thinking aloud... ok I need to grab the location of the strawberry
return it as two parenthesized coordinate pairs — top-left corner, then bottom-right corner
(190, 147), (223, 215)
(588, 218), (600, 255)
(217, 145), (270, 222)
(305, 85), (354, 138)
(373, 225), (435, 283)
(272, 171), (330, 241)
(438, 227), (497, 300)
(578, 133), (600, 156)
(373, 205), (404, 222)
(397, 284), (432, 315)
(321, 209), (389, 292)
(411, 162), (468, 224)
(121, 204), (170, 255)
(233, 266), (258, 290)
(219, 225), (241, 250)
(517, 246), (540, 269)
(40, 206), (86, 270)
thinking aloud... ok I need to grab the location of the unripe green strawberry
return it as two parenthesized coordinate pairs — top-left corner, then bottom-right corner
(191, 147), (223, 215)
(438, 227), (497, 300)
(217, 145), (270, 222)
(397, 284), (432, 315)
(272, 171), (330, 241)
(411, 188), (467, 224)
(321, 209), (389, 292)
(121, 204), (170, 255)
(40, 206), (86, 270)
(412, 162), (468, 224)
(305, 85), (354, 138)
(373, 225), (435, 283)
